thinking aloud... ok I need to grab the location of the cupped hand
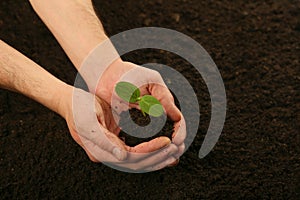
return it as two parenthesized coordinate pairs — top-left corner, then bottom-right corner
(96, 59), (186, 160)
(62, 87), (180, 171)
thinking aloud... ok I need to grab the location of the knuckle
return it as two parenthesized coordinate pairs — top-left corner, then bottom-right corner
(167, 95), (175, 103)
(148, 69), (164, 82)
(170, 144), (179, 152)
(150, 69), (161, 77)
(161, 144), (177, 157)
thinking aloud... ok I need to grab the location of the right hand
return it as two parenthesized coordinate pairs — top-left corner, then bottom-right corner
(96, 59), (186, 161)
(60, 86), (179, 172)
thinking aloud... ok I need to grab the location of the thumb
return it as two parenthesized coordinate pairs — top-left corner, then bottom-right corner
(150, 84), (181, 122)
(83, 126), (127, 161)
(103, 130), (128, 160)
(72, 88), (127, 161)
(163, 101), (181, 122)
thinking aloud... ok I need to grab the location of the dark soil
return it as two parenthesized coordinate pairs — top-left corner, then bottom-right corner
(119, 108), (174, 147)
(0, 0), (299, 199)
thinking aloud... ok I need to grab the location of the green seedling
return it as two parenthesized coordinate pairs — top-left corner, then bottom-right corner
(115, 81), (164, 117)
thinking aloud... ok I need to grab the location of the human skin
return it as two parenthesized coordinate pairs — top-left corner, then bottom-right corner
(0, 40), (183, 171)
(27, 0), (186, 166)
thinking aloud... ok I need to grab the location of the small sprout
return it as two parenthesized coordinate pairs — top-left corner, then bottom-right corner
(115, 81), (164, 117)
(115, 81), (140, 103)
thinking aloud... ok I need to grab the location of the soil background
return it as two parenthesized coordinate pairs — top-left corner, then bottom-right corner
(0, 0), (299, 199)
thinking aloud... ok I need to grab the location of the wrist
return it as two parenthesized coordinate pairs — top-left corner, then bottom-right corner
(0, 40), (75, 119)
(79, 40), (122, 94)
(55, 83), (74, 119)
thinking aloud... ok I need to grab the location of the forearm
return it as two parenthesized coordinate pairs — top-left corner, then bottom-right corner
(29, 0), (108, 69)
(0, 40), (71, 117)
(29, 0), (122, 93)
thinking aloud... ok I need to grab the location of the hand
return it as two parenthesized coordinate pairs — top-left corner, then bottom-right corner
(17, 1), (184, 171)
(96, 59), (186, 160)
(61, 87), (180, 172)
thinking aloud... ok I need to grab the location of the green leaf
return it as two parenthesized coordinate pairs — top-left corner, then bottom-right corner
(148, 104), (164, 117)
(139, 95), (164, 117)
(115, 82), (140, 103)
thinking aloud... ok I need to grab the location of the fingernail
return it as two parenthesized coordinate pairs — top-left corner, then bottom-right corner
(164, 138), (172, 146)
(113, 147), (122, 160)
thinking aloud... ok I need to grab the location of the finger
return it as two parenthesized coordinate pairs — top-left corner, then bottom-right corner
(150, 84), (181, 122)
(68, 130), (100, 162)
(168, 158), (180, 167)
(172, 116), (186, 145)
(97, 137), (172, 165)
(101, 129), (128, 160)
(94, 96), (120, 134)
(144, 156), (177, 172)
(124, 143), (178, 171)
(129, 103), (140, 110)
(78, 134), (129, 163)
(127, 136), (171, 153)
(81, 142), (100, 162)
(82, 137), (178, 171)
(72, 89), (127, 161)
(173, 143), (185, 159)
(110, 108), (122, 135)
(165, 102), (181, 122)
(80, 125), (127, 161)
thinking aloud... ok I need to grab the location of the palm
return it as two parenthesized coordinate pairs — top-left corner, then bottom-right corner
(95, 60), (136, 105)
(92, 60), (185, 162)
(65, 91), (124, 162)
(95, 60), (181, 121)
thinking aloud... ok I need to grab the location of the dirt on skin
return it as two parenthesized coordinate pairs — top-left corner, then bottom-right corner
(0, 0), (299, 199)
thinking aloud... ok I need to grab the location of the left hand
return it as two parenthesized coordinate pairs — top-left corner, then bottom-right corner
(63, 87), (180, 171)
